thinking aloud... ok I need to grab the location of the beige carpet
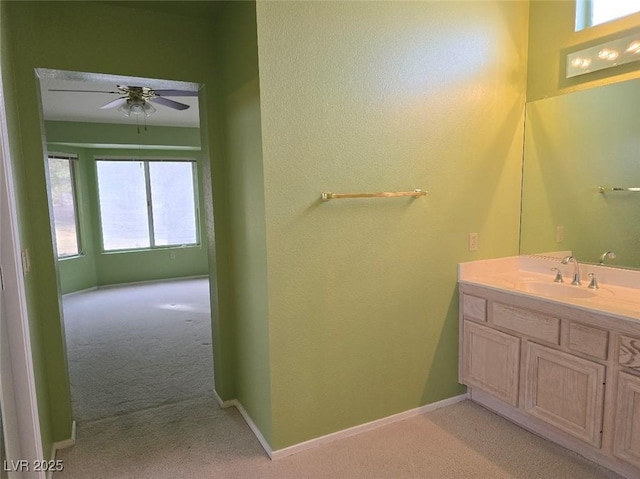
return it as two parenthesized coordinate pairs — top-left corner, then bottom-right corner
(62, 278), (213, 421)
(54, 398), (622, 478)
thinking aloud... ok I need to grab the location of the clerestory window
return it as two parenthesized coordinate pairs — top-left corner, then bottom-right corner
(576, 0), (640, 31)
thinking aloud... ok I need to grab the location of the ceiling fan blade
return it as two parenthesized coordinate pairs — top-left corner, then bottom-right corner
(149, 96), (190, 111)
(152, 89), (198, 97)
(48, 89), (121, 94)
(100, 97), (128, 109)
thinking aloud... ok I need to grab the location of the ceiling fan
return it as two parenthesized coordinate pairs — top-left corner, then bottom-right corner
(48, 85), (198, 118)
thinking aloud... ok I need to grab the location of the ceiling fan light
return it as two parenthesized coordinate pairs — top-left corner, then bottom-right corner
(142, 102), (156, 117)
(117, 103), (132, 117)
(129, 103), (145, 115)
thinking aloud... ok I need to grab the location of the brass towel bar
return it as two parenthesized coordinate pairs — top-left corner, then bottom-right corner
(321, 189), (427, 201)
(598, 186), (640, 193)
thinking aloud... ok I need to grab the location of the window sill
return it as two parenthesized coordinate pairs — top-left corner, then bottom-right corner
(58, 253), (85, 261)
(100, 244), (201, 255)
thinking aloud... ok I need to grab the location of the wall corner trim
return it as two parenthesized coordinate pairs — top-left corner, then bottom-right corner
(48, 420), (76, 479)
(212, 390), (274, 458)
(213, 389), (236, 409)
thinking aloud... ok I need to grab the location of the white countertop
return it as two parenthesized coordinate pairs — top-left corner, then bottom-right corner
(459, 255), (640, 321)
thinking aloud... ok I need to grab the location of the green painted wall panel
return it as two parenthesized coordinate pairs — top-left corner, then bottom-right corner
(0, 0), (55, 456)
(256, 1), (529, 449)
(45, 120), (201, 150)
(213, 1), (272, 443)
(2, 0), (234, 448)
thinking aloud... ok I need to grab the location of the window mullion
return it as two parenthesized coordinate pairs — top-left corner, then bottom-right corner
(191, 162), (200, 244)
(68, 158), (82, 254)
(144, 161), (156, 248)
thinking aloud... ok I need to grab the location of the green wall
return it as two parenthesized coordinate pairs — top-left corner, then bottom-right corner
(45, 120), (201, 150)
(527, 0), (640, 101)
(213, 2), (272, 443)
(46, 121), (209, 294)
(10, 0), (620, 457)
(256, 1), (529, 449)
(2, 0), (235, 455)
(1, 0), (57, 454)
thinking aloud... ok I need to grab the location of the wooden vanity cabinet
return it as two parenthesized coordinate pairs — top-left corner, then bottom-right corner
(462, 321), (520, 406)
(613, 335), (640, 469)
(522, 342), (605, 448)
(613, 372), (640, 468)
(459, 284), (640, 479)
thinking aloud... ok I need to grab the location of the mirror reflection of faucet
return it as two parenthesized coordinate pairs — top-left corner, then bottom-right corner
(561, 255), (581, 285)
(600, 251), (616, 265)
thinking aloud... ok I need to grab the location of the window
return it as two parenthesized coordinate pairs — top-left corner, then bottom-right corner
(96, 159), (198, 251)
(47, 154), (81, 257)
(576, 0), (640, 31)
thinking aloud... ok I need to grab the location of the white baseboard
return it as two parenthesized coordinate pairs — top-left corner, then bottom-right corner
(271, 393), (469, 459)
(62, 274), (209, 297)
(213, 389), (235, 409)
(61, 286), (97, 298)
(227, 393), (469, 461)
(98, 274), (209, 291)
(48, 421), (76, 479)
(230, 400), (274, 459)
(212, 390), (273, 457)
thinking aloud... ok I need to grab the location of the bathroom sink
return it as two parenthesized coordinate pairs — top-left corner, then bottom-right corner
(515, 281), (598, 299)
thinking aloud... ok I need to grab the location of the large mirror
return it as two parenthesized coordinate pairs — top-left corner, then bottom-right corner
(520, 77), (640, 269)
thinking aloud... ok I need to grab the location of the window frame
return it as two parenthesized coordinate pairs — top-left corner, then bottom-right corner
(94, 156), (200, 253)
(575, 0), (640, 31)
(47, 153), (82, 259)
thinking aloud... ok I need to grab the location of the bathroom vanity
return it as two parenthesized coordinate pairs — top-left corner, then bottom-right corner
(459, 255), (640, 479)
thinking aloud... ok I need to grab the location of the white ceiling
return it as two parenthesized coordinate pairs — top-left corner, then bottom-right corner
(38, 70), (201, 128)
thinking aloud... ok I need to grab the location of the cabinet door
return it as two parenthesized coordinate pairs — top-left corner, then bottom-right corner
(523, 342), (605, 448)
(462, 320), (520, 406)
(613, 372), (640, 468)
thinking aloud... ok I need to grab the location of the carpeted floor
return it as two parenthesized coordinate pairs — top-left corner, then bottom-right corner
(55, 398), (621, 478)
(56, 278), (622, 478)
(62, 277), (213, 421)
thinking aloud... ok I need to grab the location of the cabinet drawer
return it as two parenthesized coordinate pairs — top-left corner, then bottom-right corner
(492, 303), (560, 345)
(568, 322), (608, 360)
(462, 294), (486, 322)
(619, 335), (640, 370)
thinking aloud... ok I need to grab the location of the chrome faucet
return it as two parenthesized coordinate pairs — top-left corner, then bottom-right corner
(550, 267), (564, 283)
(599, 251), (616, 265)
(561, 255), (581, 286)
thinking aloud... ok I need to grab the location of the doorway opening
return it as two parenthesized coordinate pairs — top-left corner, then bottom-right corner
(37, 68), (216, 423)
